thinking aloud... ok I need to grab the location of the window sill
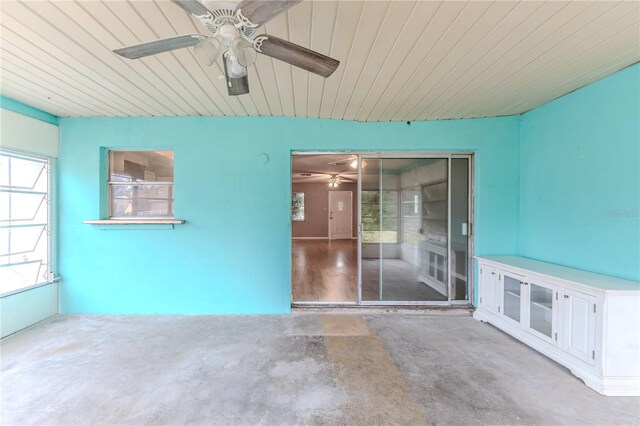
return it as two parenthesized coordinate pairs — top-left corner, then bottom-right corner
(83, 219), (185, 225)
(83, 219), (185, 230)
(1, 281), (58, 298)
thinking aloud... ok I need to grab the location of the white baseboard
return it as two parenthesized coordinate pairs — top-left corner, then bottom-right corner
(601, 377), (640, 396)
(292, 237), (329, 240)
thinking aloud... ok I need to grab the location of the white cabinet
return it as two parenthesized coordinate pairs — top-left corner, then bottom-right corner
(474, 256), (640, 396)
(562, 289), (596, 365)
(478, 266), (498, 313)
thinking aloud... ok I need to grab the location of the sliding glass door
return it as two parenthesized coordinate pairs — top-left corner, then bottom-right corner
(359, 156), (471, 304)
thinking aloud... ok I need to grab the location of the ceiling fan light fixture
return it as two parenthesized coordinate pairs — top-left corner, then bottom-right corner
(193, 37), (221, 67)
(231, 37), (257, 67)
(224, 50), (247, 78)
(350, 159), (358, 169)
(222, 50), (249, 96)
(328, 175), (341, 188)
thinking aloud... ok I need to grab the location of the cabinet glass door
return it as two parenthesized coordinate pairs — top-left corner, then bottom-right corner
(528, 283), (554, 339)
(502, 274), (522, 323)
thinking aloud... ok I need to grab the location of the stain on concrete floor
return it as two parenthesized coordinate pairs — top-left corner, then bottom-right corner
(1, 314), (638, 425)
(322, 315), (426, 425)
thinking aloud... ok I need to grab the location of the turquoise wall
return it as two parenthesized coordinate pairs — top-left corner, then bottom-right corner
(58, 116), (520, 313)
(519, 63), (640, 281)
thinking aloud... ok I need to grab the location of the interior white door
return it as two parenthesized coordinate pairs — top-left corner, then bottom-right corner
(329, 191), (352, 239)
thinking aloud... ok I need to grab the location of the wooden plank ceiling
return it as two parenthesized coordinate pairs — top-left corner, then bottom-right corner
(1, 0), (638, 121)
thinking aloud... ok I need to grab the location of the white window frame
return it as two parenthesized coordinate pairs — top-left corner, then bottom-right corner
(0, 149), (55, 295)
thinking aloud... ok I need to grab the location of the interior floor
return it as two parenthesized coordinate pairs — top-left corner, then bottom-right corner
(361, 259), (448, 302)
(3, 314), (638, 425)
(292, 239), (449, 303)
(292, 239), (358, 303)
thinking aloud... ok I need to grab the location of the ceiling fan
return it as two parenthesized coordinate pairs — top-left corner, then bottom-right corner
(328, 155), (359, 169)
(113, 0), (340, 96)
(296, 172), (356, 186)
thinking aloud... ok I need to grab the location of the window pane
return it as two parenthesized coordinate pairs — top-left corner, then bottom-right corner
(291, 193), (304, 221)
(381, 190), (398, 203)
(361, 189), (399, 244)
(422, 182), (447, 201)
(111, 184), (174, 218)
(0, 262), (45, 293)
(0, 225), (46, 256)
(0, 192), (47, 222)
(0, 150), (50, 294)
(381, 216), (398, 231)
(362, 191), (379, 204)
(109, 151), (174, 183)
(0, 154), (47, 190)
(380, 203), (397, 216)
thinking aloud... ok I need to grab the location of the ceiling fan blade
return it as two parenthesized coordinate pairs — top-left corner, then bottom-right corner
(254, 35), (339, 78)
(235, 0), (302, 27)
(327, 156), (357, 166)
(171, 0), (212, 17)
(114, 35), (205, 59)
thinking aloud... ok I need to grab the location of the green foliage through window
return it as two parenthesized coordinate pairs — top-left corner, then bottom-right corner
(291, 193), (305, 221)
(362, 190), (398, 243)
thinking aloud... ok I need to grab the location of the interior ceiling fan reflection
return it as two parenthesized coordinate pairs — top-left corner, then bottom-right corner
(328, 174), (341, 188)
(327, 156), (357, 169)
(113, 0), (340, 96)
(327, 156), (367, 169)
(297, 172), (355, 186)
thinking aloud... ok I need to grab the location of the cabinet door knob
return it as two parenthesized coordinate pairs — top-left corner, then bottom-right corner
(564, 295), (569, 298)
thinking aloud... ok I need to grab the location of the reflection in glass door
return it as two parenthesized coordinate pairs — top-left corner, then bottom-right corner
(359, 156), (471, 303)
(528, 282), (555, 339)
(502, 274), (522, 322)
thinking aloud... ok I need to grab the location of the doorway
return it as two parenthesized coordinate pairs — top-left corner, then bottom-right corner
(291, 154), (358, 304)
(291, 152), (473, 306)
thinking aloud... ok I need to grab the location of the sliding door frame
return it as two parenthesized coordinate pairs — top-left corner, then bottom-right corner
(291, 151), (474, 307)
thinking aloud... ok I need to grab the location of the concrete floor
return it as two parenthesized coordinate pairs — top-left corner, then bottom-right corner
(2, 314), (639, 425)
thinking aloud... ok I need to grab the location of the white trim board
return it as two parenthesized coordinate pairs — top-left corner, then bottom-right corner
(292, 237), (329, 240)
(0, 108), (59, 158)
(1, 283), (59, 338)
